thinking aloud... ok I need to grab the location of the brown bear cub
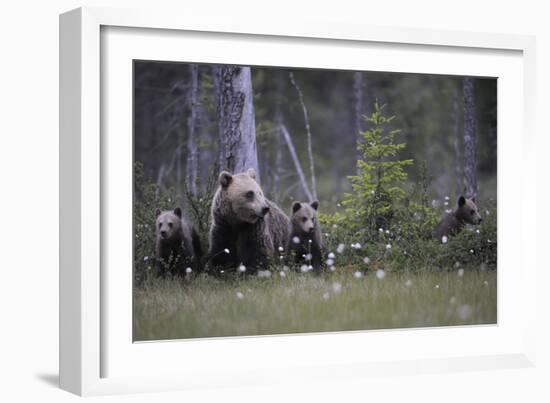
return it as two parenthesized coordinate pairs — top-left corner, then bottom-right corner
(208, 168), (290, 274)
(155, 207), (203, 277)
(288, 201), (324, 272)
(432, 196), (483, 240)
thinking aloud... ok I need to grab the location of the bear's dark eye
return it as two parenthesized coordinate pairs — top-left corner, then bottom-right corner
(245, 190), (254, 199)
(168, 222), (173, 228)
(470, 210), (475, 215)
(302, 217), (307, 222)
(158, 223), (162, 229)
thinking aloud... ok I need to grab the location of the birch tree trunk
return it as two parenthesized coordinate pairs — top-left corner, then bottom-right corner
(279, 124), (313, 201)
(213, 65), (259, 181)
(451, 84), (463, 198)
(463, 77), (478, 199)
(289, 72), (317, 201)
(186, 64), (199, 195)
(353, 71), (365, 161)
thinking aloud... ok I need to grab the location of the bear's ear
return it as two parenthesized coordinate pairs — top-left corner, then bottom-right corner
(310, 200), (319, 210)
(292, 202), (302, 213)
(458, 196), (466, 207)
(174, 207), (182, 218)
(246, 168), (256, 180)
(155, 208), (162, 217)
(219, 171), (233, 188)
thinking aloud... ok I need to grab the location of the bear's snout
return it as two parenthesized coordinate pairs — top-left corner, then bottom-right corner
(160, 230), (168, 238)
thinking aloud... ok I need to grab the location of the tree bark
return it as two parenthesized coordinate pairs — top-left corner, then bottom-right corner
(186, 64), (199, 195)
(213, 65), (259, 181)
(353, 71), (365, 161)
(279, 124), (313, 201)
(289, 72), (317, 201)
(452, 84), (463, 198)
(463, 77), (477, 199)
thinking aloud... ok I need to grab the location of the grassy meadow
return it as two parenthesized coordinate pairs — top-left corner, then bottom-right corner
(133, 267), (496, 341)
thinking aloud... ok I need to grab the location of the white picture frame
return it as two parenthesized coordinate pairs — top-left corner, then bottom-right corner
(60, 6), (537, 396)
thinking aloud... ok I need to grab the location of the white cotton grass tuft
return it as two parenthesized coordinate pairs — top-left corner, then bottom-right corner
(278, 246), (284, 252)
(292, 236), (301, 244)
(457, 268), (465, 277)
(304, 253), (312, 261)
(322, 292), (330, 301)
(350, 243), (362, 250)
(449, 296), (457, 305)
(332, 224), (338, 229)
(326, 258), (334, 267)
(236, 291), (244, 299)
(405, 279), (412, 288)
(469, 249), (475, 254)
(223, 248), (230, 254)
(185, 267), (192, 274)
(363, 256), (370, 264)
(328, 252), (335, 259)
(444, 196), (450, 201)
(454, 261), (461, 268)
(435, 284), (440, 289)
(279, 271), (286, 278)
(282, 265), (290, 272)
(353, 271), (363, 279)
(376, 269), (386, 280)
(300, 265), (309, 273)
(143, 256), (149, 261)
(385, 229), (390, 235)
(257, 270), (272, 278)
(441, 236), (448, 244)
(336, 243), (345, 254)
(385, 244), (392, 250)
(332, 282), (342, 293)
(238, 264), (246, 273)
(379, 228), (384, 233)
(483, 280), (489, 286)
(329, 266), (336, 272)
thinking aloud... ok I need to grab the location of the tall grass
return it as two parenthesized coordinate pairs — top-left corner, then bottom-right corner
(134, 268), (496, 341)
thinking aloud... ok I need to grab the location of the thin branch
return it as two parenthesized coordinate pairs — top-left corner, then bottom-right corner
(289, 71), (317, 200)
(279, 124), (313, 201)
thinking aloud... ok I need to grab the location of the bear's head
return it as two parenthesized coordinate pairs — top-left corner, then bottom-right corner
(291, 201), (319, 234)
(155, 208), (183, 240)
(455, 196), (482, 225)
(218, 168), (270, 224)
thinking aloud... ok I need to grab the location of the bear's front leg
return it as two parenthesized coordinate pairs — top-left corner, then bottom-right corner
(208, 224), (237, 273)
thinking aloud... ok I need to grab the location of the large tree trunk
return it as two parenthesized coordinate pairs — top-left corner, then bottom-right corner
(213, 65), (259, 181)
(186, 64), (199, 195)
(463, 77), (477, 199)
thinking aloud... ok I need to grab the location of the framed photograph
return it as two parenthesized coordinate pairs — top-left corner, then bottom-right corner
(60, 7), (537, 396)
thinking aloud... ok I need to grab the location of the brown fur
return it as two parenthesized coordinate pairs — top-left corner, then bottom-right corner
(155, 207), (203, 276)
(288, 201), (324, 271)
(208, 169), (290, 273)
(432, 196), (482, 239)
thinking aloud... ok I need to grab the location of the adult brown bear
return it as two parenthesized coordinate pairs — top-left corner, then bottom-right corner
(208, 168), (289, 273)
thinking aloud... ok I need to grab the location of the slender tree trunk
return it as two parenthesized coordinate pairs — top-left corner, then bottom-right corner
(289, 72), (317, 200)
(279, 124), (313, 201)
(353, 71), (365, 162)
(186, 64), (199, 195)
(452, 84), (463, 198)
(213, 65), (259, 181)
(272, 72), (285, 198)
(463, 77), (477, 199)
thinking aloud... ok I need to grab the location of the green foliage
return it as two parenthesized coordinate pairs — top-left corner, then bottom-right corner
(341, 102), (413, 237)
(134, 162), (181, 285)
